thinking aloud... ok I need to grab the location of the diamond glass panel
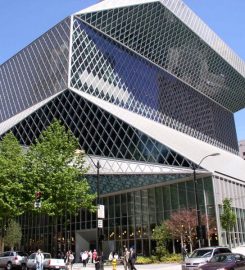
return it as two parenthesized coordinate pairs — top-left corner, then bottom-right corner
(77, 2), (245, 112)
(6, 90), (194, 168)
(0, 17), (71, 124)
(87, 174), (191, 195)
(70, 19), (238, 153)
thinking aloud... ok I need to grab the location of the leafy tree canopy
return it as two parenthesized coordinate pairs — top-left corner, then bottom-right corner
(220, 198), (236, 232)
(23, 119), (96, 216)
(0, 132), (26, 219)
(152, 223), (169, 258)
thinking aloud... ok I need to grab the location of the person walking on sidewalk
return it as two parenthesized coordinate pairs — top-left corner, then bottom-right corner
(123, 248), (130, 270)
(94, 254), (100, 270)
(81, 251), (88, 267)
(65, 250), (74, 270)
(129, 247), (137, 270)
(35, 249), (44, 270)
(92, 249), (97, 263)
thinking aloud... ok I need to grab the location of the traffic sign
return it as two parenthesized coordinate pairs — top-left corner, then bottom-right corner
(97, 204), (105, 219)
(34, 201), (41, 208)
(98, 219), (103, 228)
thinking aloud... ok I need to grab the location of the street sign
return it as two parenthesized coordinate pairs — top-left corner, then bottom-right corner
(34, 201), (41, 208)
(97, 204), (105, 219)
(98, 219), (103, 228)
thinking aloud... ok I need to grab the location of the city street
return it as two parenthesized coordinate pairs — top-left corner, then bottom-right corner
(73, 262), (182, 270)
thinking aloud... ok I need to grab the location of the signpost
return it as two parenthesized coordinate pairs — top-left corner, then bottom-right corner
(97, 203), (105, 270)
(98, 219), (103, 228)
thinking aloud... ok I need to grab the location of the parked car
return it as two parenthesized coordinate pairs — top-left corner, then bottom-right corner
(0, 251), (28, 270)
(27, 253), (65, 270)
(27, 253), (51, 270)
(43, 258), (66, 270)
(198, 253), (245, 270)
(182, 246), (232, 270)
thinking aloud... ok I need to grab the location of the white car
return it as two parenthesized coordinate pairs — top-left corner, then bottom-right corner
(0, 251), (28, 270)
(43, 258), (66, 270)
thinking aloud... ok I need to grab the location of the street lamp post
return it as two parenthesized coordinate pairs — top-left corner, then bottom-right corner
(95, 160), (101, 252)
(84, 154), (103, 270)
(193, 153), (220, 247)
(75, 150), (104, 269)
(93, 160), (105, 270)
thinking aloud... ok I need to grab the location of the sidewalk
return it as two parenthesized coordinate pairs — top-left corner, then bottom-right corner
(73, 262), (182, 270)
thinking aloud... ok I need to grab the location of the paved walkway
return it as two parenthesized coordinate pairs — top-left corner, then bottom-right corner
(73, 262), (182, 270)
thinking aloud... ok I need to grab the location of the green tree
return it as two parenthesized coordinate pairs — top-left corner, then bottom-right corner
(23, 120), (96, 253)
(152, 223), (169, 259)
(0, 132), (27, 251)
(220, 198), (236, 248)
(4, 220), (22, 250)
(23, 119), (96, 216)
(0, 132), (26, 218)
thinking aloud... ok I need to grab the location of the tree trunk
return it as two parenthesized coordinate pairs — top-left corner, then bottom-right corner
(228, 231), (232, 249)
(172, 239), (176, 253)
(180, 234), (183, 248)
(0, 236), (4, 253)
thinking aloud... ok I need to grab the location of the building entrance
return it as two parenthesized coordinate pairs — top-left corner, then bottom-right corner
(75, 229), (96, 261)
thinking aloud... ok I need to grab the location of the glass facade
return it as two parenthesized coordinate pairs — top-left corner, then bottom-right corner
(78, 2), (245, 112)
(19, 175), (216, 256)
(0, 18), (70, 123)
(70, 19), (238, 153)
(0, 0), (244, 257)
(7, 90), (194, 168)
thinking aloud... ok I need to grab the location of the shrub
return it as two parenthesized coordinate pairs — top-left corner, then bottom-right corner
(160, 253), (182, 263)
(150, 255), (159, 263)
(156, 245), (168, 260)
(134, 253), (182, 264)
(136, 256), (152, 264)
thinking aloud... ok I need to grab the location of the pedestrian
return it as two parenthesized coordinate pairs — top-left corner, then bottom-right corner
(81, 251), (88, 267)
(65, 250), (74, 270)
(88, 250), (92, 263)
(129, 247), (137, 270)
(114, 252), (119, 260)
(112, 257), (117, 270)
(181, 244), (188, 261)
(35, 249), (44, 270)
(108, 251), (113, 261)
(94, 254), (100, 270)
(92, 249), (97, 263)
(123, 248), (130, 270)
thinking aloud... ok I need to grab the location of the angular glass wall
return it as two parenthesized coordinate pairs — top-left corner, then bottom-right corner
(77, 2), (245, 112)
(19, 176), (216, 256)
(87, 174), (191, 195)
(6, 90), (194, 168)
(0, 17), (71, 124)
(70, 19), (238, 153)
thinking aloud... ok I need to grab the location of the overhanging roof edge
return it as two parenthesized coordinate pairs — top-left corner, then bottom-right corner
(69, 87), (245, 182)
(74, 0), (157, 15)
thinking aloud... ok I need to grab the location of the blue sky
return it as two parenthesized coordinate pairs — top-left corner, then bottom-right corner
(0, 0), (244, 140)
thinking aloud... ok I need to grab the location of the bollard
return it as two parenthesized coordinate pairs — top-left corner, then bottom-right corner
(112, 258), (117, 270)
